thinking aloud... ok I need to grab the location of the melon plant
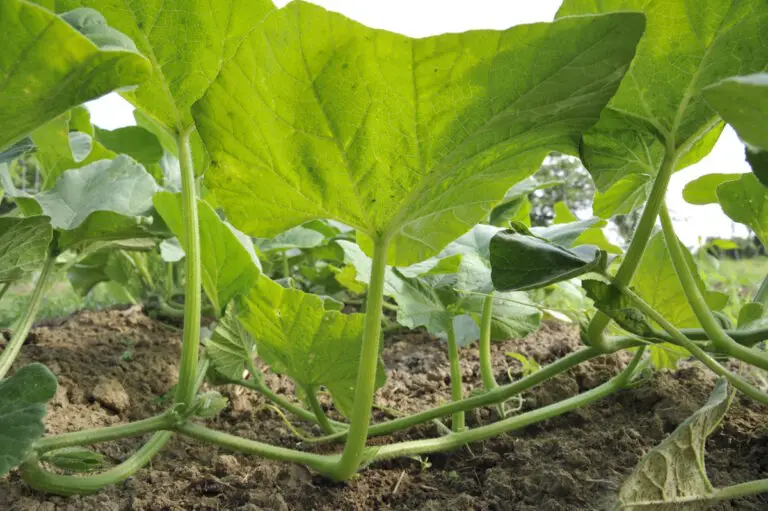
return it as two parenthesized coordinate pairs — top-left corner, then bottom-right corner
(0, 0), (767, 507)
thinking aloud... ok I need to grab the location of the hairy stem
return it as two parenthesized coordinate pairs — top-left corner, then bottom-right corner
(446, 319), (465, 431)
(615, 280), (768, 404)
(22, 432), (172, 496)
(0, 253), (55, 379)
(174, 125), (202, 408)
(372, 348), (645, 460)
(659, 204), (768, 371)
(587, 149), (677, 351)
(332, 235), (390, 480)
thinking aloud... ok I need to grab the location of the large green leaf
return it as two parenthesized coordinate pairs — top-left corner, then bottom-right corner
(153, 192), (260, 315)
(239, 275), (384, 418)
(0, 1), (150, 150)
(0, 363), (58, 477)
(557, 0), (768, 215)
(716, 173), (768, 247)
(51, 0), (275, 135)
(704, 73), (768, 150)
(617, 378), (734, 509)
(194, 5), (643, 266)
(0, 217), (53, 284)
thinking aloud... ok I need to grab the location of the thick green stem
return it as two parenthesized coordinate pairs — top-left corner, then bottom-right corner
(305, 387), (337, 434)
(478, 294), (497, 390)
(0, 253), (55, 380)
(304, 343), (621, 444)
(22, 432), (172, 496)
(659, 204), (768, 371)
(165, 262), (174, 299)
(587, 149), (677, 351)
(174, 126), (202, 408)
(446, 320), (465, 431)
(655, 327), (768, 348)
(372, 348), (645, 460)
(176, 422), (337, 473)
(128, 251), (154, 291)
(753, 274), (768, 306)
(33, 414), (175, 453)
(331, 235), (390, 480)
(0, 281), (11, 303)
(615, 280), (768, 404)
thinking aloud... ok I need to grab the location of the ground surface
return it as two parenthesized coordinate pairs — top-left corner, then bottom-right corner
(1, 307), (766, 510)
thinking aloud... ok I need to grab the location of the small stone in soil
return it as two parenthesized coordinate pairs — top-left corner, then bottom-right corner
(91, 378), (130, 413)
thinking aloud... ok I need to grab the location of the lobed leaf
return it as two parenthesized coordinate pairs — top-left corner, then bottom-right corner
(557, 0), (768, 216)
(239, 275), (385, 418)
(0, 1), (150, 150)
(194, 5), (644, 266)
(0, 363), (58, 477)
(0, 217), (53, 284)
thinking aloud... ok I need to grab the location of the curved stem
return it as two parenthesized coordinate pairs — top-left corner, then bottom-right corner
(21, 432), (172, 496)
(0, 253), (55, 379)
(174, 125), (202, 408)
(331, 235), (390, 480)
(478, 294), (497, 390)
(33, 414), (175, 453)
(587, 149), (677, 351)
(305, 386), (337, 434)
(446, 319), (465, 431)
(372, 348), (645, 460)
(659, 204), (768, 371)
(615, 279), (768, 404)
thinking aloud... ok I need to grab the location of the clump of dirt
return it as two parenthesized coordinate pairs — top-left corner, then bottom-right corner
(1, 309), (766, 510)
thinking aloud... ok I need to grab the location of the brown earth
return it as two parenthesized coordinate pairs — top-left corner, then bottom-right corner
(1, 307), (766, 510)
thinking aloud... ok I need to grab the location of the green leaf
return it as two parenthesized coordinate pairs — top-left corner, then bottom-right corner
(239, 275), (385, 418)
(153, 192), (260, 315)
(717, 173), (768, 247)
(0, 217), (53, 284)
(745, 147), (768, 188)
(490, 230), (604, 292)
(191, 390), (228, 418)
(256, 225), (327, 253)
(0, 363), (58, 477)
(52, 0), (275, 134)
(543, 202), (621, 254)
(205, 312), (256, 382)
(703, 73), (768, 151)
(557, 0), (768, 213)
(0, 1), (150, 151)
(467, 291), (541, 341)
(195, 6), (644, 266)
(617, 378), (734, 508)
(159, 238), (185, 263)
(582, 280), (657, 339)
(94, 127), (163, 166)
(489, 178), (559, 227)
(634, 232), (726, 329)
(592, 174), (650, 218)
(737, 302), (764, 330)
(40, 447), (105, 473)
(683, 173), (740, 205)
(67, 251), (111, 296)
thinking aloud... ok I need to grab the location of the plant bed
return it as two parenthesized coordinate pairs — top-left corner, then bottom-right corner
(1, 308), (765, 510)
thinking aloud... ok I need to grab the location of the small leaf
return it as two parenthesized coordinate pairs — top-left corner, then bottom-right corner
(256, 225), (327, 253)
(582, 280), (657, 339)
(0, 217), (53, 284)
(617, 378), (734, 509)
(154, 192), (260, 315)
(541, 201), (621, 254)
(0, 1), (150, 150)
(0, 363), (59, 477)
(683, 173), (740, 205)
(239, 275), (385, 418)
(191, 391), (229, 418)
(745, 147), (768, 188)
(40, 447), (105, 473)
(490, 178), (559, 227)
(716, 173), (768, 247)
(94, 126), (164, 166)
(159, 238), (185, 263)
(490, 230), (604, 291)
(737, 302), (764, 330)
(205, 313), (256, 382)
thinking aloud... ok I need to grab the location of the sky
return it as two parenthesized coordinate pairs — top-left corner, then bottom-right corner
(87, 0), (750, 247)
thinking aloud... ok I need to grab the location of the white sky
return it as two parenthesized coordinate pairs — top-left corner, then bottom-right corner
(87, 0), (750, 247)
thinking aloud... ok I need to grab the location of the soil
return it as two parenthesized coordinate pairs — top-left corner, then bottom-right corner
(1, 307), (767, 510)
